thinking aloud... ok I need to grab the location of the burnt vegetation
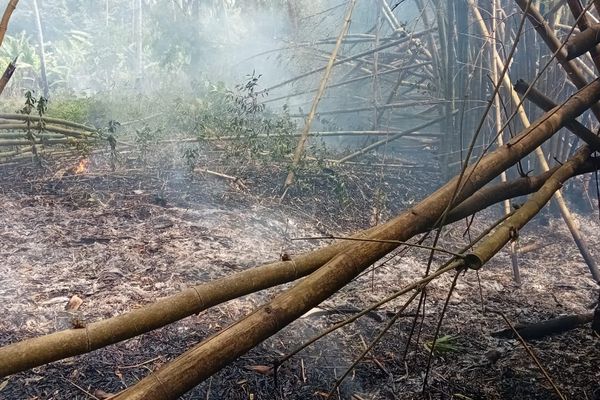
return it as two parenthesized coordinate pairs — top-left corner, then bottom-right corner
(0, 1), (599, 399)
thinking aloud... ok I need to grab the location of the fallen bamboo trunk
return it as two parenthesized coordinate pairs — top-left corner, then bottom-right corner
(565, 23), (600, 60)
(514, 79), (600, 151)
(447, 156), (600, 222)
(109, 143), (594, 400)
(0, 114), (97, 133)
(2, 80), (600, 379)
(0, 123), (92, 138)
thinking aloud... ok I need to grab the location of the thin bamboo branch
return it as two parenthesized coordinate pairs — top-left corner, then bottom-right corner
(336, 113), (451, 164)
(514, 79), (600, 151)
(0, 114), (97, 132)
(282, 0), (357, 193)
(260, 28), (435, 94)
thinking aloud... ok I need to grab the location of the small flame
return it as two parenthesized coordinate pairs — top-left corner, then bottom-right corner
(74, 158), (89, 174)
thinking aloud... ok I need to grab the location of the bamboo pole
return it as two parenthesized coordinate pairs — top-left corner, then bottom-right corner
(259, 28), (435, 94)
(471, 1), (600, 282)
(0, 0), (18, 47)
(109, 102), (600, 400)
(282, 0), (357, 193)
(0, 114), (97, 132)
(514, 0), (600, 120)
(0, 56), (17, 96)
(336, 113), (450, 163)
(514, 79), (600, 151)
(32, 0), (49, 98)
(468, 146), (591, 269)
(490, 0), (520, 284)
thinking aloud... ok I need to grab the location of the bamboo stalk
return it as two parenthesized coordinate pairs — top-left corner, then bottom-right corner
(282, 0), (357, 192)
(0, 56), (17, 96)
(0, 0), (18, 47)
(336, 113), (451, 164)
(514, 79), (600, 151)
(32, 0), (49, 98)
(0, 113), (97, 132)
(514, 0), (600, 120)
(468, 146), (591, 271)
(471, 2), (600, 282)
(490, 0), (520, 284)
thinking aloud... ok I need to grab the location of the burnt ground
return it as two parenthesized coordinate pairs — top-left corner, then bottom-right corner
(0, 150), (599, 400)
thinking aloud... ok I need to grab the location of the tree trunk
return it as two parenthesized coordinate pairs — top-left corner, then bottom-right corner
(32, 0), (49, 98)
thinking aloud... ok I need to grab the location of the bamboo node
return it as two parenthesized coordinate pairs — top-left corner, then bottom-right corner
(463, 253), (483, 270)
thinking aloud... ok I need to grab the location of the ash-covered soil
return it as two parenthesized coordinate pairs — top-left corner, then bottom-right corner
(0, 153), (598, 400)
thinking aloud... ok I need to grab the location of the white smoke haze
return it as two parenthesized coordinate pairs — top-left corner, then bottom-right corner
(0, 0), (426, 142)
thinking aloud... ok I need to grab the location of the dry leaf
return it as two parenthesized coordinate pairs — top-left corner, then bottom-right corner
(0, 379), (8, 391)
(66, 295), (83, 311)
(93, 389), (115, 399)
(244, 365), (273, 375)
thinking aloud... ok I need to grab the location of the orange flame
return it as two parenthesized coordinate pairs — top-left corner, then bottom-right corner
(74, 158), (89, 174)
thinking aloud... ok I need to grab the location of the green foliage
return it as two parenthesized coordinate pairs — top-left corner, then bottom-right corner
(45, 97), (108, 125)
(172, 74), (297, 164)
(423, 334), (461, 354)
(0, 33), (40, 93)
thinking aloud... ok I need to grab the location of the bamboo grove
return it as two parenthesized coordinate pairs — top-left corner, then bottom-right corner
(0, 0), (599, 399)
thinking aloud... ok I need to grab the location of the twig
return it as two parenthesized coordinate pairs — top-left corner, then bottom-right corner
(292, 235), (466, 258)
(117, 356), (161, 369)
(496, 311), (566, 400)
(61, 376), (100, 400)
(326, 290), (421, 398)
